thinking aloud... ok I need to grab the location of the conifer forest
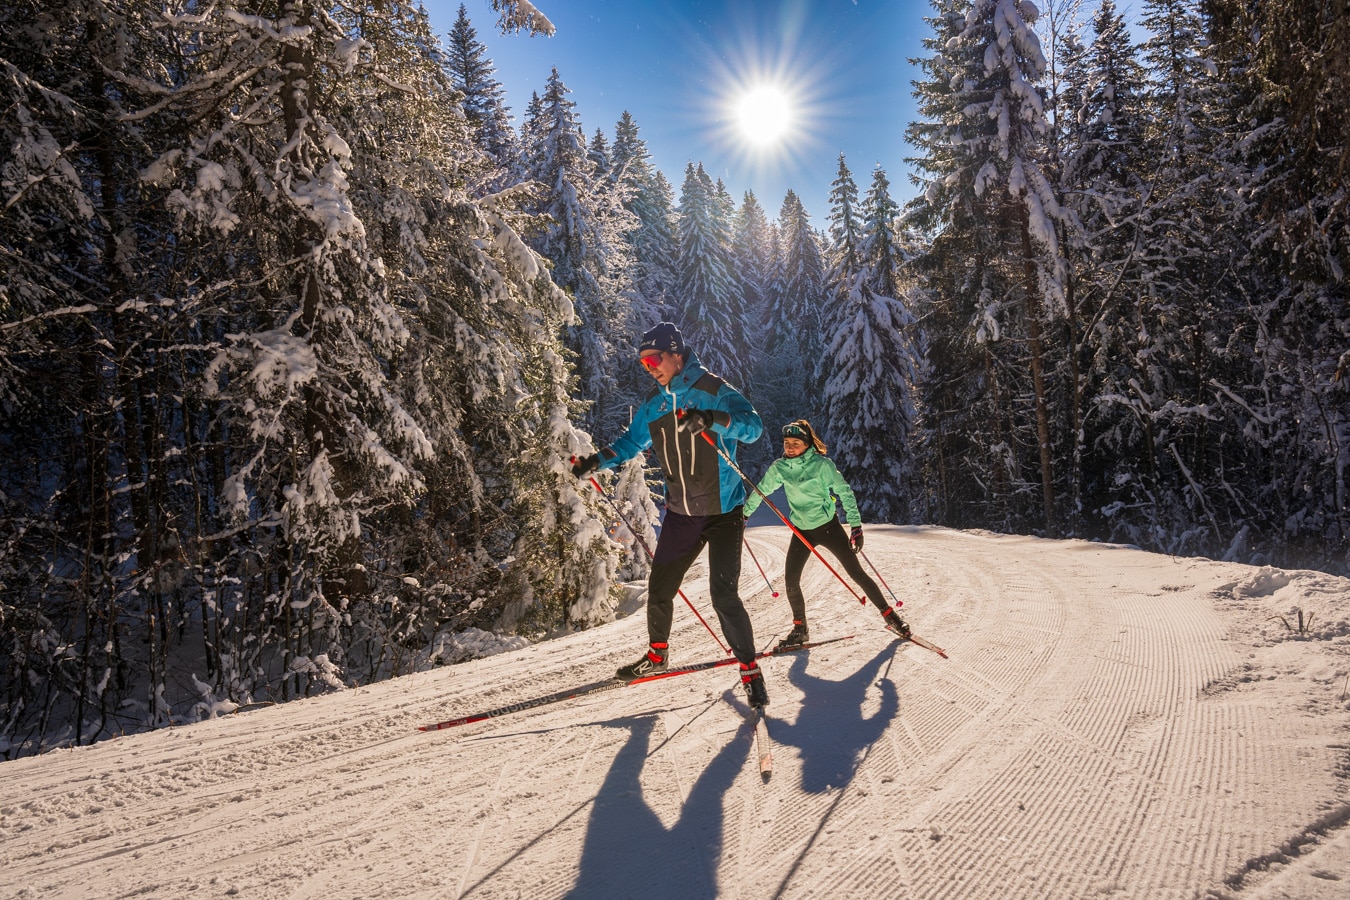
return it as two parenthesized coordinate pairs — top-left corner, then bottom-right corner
(1, 0), (1345, 756)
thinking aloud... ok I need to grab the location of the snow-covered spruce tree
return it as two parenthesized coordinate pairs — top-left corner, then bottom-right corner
(820, 295), (924, 525)
(1077, 0), (1247, 558)
(344, 2), (627, 639)
(711, 177), (752, 375)
(495, 299), (625, 632)
(733, 191), (775, 335)
(675, 163), (746, 384)
(906, 0), (1071, 534)
(906, 0), (986, 527)
(139, 1), (451, 706)
(762, 218), (787, 327)
(588, 127), (612, 180)
(772, 190), (827, 362)
(1198, 0), (1350, 569)
(513, 90), (544, 184)
(820, 153), (864, 423)
(445, 3), (517, 176)
(319, 3), (605, 663)
(745, 191), (811, 441)
(520, 67), (637, 442)
(154, 1), (575, 696)
(827, 154), (863, 280)
(1050, 0), (1150, 530)
(820, 161), (925, 523)
(609, 112), (675, 421)
(763, 190), (829, 430)
(613, 114), (677, 323)
(861, 167), (907, 298)
(0, 0), (618, 755)
(0, 0), (204, 745)
(601, 456), (662, 583)
(730, 190), (778, 469)
(712, 178), (740, 257)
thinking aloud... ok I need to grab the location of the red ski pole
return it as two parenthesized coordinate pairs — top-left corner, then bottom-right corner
(859, 549), (903, 609)
(573, 460), (730, 656)
(742, 535), (779, 597)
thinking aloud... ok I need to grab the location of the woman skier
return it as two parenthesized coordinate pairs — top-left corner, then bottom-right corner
(743, 419), (909, 650)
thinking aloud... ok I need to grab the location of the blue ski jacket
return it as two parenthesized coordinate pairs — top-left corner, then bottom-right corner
(597, 350), (762, 516)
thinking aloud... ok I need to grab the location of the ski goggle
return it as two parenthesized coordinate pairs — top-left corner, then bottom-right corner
(781, 423), (810, 441)
(639, 353), (663, 371)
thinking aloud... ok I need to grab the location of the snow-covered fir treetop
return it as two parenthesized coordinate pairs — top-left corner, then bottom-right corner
(491, 0), (555, 36)
(969, 0), (1047, 101)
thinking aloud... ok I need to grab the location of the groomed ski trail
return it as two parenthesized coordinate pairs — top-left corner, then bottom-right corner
(0, 526), (1346, 899)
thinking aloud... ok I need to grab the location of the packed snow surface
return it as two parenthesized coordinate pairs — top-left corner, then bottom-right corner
(2, 526), (1348, 899)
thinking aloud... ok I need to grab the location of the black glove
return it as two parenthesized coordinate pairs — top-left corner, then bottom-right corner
(678, 408), (727, 435)
(571, 454), (600, 478)
(850, 526), (864, 552)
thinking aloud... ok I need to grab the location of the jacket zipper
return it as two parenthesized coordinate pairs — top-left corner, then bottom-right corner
(662, 381), (684, 482)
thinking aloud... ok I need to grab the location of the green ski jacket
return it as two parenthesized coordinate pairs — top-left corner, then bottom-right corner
(743, 448), (861, 530)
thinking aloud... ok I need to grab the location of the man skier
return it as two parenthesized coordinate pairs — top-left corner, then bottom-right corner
(571, 322), (769, 708)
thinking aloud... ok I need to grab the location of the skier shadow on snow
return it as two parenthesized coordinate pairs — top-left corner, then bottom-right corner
(566, 711), (752, 899)
(773, 645), (898, 793)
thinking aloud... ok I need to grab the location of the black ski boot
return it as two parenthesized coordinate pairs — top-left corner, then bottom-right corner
(774, 621), (810, 652)
(741, 663), (769, 709)
(882, 607), (911, 640)
(617, 643), (668, 680)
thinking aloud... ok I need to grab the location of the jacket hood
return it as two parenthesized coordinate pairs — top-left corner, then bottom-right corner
(664, 348), (706, 401)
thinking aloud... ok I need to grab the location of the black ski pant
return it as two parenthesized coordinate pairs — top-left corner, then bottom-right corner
(783, 519), (888, 622)
(647, 508), (757, 667)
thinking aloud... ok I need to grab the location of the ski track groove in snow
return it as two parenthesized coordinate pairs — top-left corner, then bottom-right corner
(2, 526), (1348, 899)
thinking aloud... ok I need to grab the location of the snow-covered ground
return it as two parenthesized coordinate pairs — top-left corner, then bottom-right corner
(2, 526), (1348, 899)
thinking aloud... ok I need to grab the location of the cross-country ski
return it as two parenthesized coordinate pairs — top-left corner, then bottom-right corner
(418, 635), (855, 732)
(886, 621), (949, 659)
(752, 709), (773, 779)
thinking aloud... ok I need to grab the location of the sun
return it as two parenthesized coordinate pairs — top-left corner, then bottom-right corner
(695, 18), (838, 175)
(736, 85), (792, 146)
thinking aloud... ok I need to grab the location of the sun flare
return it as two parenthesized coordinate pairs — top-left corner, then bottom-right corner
(736, 85), (792, 146)
(700, 26), (836, 176)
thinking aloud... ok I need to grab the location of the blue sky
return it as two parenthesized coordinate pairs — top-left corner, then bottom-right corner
(420, 0), (932, 225)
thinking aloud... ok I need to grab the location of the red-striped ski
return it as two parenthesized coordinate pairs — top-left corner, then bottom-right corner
(753, 710), (772, 779)
(418, 634), (855, 732)
(888, 624), (948, 659)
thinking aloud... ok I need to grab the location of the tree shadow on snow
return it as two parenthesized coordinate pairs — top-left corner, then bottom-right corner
(771, 645), (899, 793)
(566, 712), (752, 899)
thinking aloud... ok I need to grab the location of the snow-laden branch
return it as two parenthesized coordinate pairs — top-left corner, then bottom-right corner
(0, 303), (98, 332)
(491, 0), (555, 37)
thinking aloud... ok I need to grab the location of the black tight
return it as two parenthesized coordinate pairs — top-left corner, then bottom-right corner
(782, 519), (887, 622)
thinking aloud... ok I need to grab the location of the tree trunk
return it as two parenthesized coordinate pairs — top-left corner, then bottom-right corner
(1020, 211), (1056, 534)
